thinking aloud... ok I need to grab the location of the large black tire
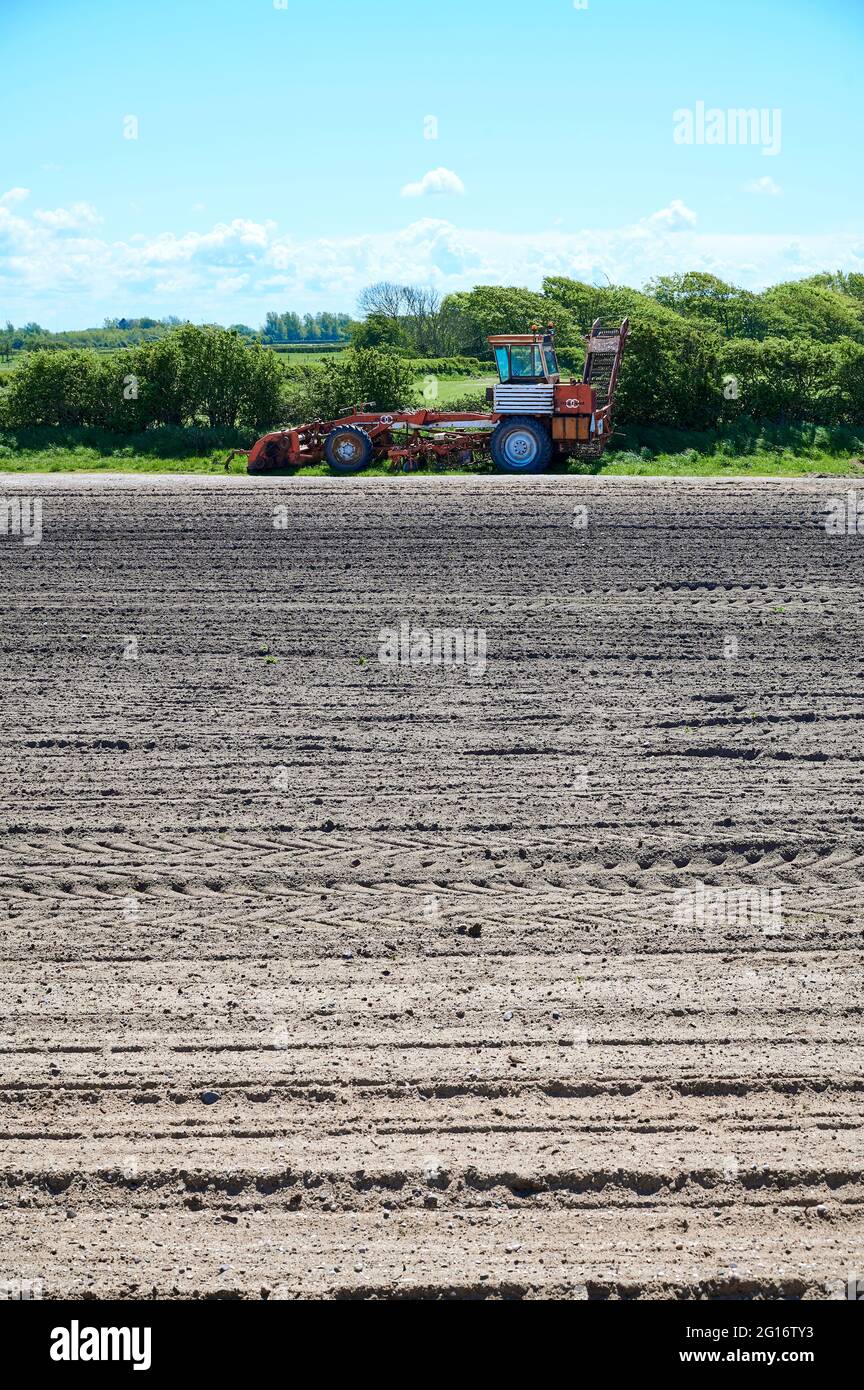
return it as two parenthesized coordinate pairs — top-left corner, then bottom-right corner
(489, 415), (553, 473)
(324, 424), (374, 475)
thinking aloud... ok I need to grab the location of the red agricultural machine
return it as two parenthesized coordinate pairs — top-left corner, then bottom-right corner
(228, 318), (629, 475)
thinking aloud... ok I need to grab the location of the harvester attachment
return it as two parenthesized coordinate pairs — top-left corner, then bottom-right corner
(582, 318), (630, 409)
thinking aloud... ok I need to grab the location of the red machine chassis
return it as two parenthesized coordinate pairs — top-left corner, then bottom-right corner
(231, 397), (615, 473)
(240, 409), (502, 474)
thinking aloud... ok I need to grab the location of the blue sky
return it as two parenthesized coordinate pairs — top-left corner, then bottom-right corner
(1, 0), (862, 328)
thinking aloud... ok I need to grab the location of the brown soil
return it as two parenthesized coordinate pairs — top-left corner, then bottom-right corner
(0, 474), (861, 1299)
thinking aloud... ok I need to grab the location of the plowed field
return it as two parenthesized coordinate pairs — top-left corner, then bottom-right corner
(1, 474), (861, 1299)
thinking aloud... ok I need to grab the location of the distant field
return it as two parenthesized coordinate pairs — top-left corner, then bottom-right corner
(276, 349), (348, 366)
(413, 374), (495, 405)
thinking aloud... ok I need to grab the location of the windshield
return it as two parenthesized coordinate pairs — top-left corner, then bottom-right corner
(510, 345), (546, 378)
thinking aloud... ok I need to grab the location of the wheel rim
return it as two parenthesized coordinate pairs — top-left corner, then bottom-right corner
(333, 433), (364, 464)
(501, 427), (538, 468)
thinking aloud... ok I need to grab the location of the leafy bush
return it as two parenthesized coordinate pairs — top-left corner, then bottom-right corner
(349, 313), (408, 350)
(3, 327), (285, 432)
(89, 349), (152, 431)
(285, 348), (415, 422)
(718, 337), (864, 426)
(544, 277), (723, 429)
(556, 348), (586, 375)
(440, 285), (579, 355)
(135, 335), (191, 427)
(6, 349), (99, 426)
(163, 325), (283, 429)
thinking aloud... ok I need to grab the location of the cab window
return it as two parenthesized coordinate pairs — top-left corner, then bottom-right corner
(543, 347), (559, 377)
(494, 345), (510, 382)
(510, 345), (541, 378)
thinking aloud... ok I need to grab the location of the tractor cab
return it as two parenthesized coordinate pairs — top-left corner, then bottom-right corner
(489, 324), (560, 384)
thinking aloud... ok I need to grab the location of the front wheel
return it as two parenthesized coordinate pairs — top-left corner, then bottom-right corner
(324, 425), (374, 475)
(489, 416), (552, 473)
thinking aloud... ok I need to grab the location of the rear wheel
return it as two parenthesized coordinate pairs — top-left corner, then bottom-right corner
(324, 425), (374, 475)
(490, 415), (552, 473)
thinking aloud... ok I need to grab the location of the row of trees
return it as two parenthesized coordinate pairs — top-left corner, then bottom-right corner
(6, 266), (862, 360)
(437, 275), (864, 428)
(260, 310), (352, 344)
(646, 271), (864, 343)
(0, 326), (284, 431)
(2, 272), (863, 434)
(0, 326), (418, 432)
(349, 270), (864, 357)
(0, 318), (184, 355)
(351, 283), (464, 356)
(0, 308), (355, 357)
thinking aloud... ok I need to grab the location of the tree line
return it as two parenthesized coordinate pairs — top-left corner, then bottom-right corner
(0, 324), (422, 433)
(0, 309), (353, 357)
(1, 270), (863, 433)
(0, 326), (285, 430)
(260, 310), (352, 344)
(438, 272), (864, 428)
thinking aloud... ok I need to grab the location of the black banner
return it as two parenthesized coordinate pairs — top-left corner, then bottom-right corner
(4, 1296), (858, 1377)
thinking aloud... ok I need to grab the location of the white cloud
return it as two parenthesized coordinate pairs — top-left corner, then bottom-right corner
(646, 198), (698, 230)
(34, 201), (102, 230)
(0, 187), (30, 207)
(0, 196), (862, 326)
(214, 272), (250, 294)
(744, 176), (782, 196)
(401, 167), (466, 198)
